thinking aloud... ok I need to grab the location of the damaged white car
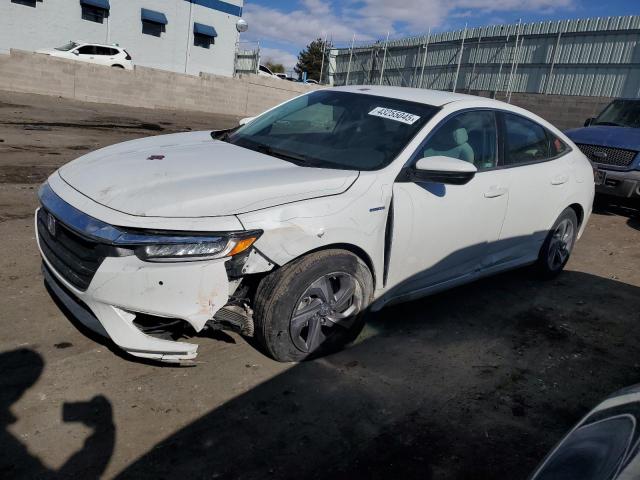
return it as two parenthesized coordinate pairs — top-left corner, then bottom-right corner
(36, 86), (594, 363)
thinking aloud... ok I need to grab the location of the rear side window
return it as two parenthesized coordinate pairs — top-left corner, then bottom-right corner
(95, 46), (112, 56)
(548, 133), (569, 157)
(503, 113), (550, 165)
(76, 45), (95, 55)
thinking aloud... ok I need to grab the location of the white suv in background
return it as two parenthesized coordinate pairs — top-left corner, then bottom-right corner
(37, 41), (134, 70)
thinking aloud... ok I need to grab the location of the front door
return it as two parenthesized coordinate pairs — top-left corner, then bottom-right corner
(386, 110), (509, 297)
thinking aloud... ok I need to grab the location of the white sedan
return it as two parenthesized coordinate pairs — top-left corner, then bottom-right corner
(37, 41), (134, 70)
(36, 86), (594, 362)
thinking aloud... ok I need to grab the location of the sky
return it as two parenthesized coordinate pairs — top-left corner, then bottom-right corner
(239, 0), (639, 72)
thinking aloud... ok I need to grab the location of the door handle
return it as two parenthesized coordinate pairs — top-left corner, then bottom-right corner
(484, 186), (508, 198)
(551, 175), (569, 185)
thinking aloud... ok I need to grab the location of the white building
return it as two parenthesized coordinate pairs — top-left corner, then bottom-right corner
(1, 0), (245, 77)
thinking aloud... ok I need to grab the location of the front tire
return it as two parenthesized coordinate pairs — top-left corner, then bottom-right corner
(253, 250), (373, 362)
(535, 208), (578, 278)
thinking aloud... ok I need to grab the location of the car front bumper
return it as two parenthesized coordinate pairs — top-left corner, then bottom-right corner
(596, 168), (640, 199)
(36, 210), (231, 362)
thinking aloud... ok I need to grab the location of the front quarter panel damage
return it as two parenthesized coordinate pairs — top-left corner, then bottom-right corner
(237, 172), (391, 293)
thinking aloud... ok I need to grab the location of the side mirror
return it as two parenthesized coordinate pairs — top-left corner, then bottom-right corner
(584, 117), (595, 127)
(239, 116), (255, 126)
(409, 156), (477, 185)
(73, 50), (80, 56)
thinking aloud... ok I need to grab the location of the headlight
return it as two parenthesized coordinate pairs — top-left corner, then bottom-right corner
(133, 232), (261, 262)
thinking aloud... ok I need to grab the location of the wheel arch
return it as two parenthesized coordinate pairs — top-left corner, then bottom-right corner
(288, 243), (377, 288)
(568, 203), (584, 228)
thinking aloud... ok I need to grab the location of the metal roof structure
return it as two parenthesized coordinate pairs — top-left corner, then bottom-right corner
(328, 16), (640, 99)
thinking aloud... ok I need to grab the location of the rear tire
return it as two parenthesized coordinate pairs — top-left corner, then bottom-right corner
(111, 64), (124, 69)
(253, 249), (373, 362)
(535, 208), (578, 278)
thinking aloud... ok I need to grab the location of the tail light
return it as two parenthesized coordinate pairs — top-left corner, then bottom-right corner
(124, 50), (132, 60)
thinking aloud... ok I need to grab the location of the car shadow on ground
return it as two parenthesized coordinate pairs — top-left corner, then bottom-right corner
(593, 195), (638, 215)
(111, 268), (640, 480)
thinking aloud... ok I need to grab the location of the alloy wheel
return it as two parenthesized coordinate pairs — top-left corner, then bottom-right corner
(290, 272), (362, 353)
(547, 218), (575, 270)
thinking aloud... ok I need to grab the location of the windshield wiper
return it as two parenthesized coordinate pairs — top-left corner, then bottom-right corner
(252, 144), (314, 166)
(210, 127), (239, 142)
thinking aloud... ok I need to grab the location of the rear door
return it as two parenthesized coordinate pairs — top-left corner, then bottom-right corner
(492, 112), (573, 266)
(94, 46), (116, 66)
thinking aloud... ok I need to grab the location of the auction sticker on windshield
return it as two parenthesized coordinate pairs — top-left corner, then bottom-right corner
(368, 107), (421, 125)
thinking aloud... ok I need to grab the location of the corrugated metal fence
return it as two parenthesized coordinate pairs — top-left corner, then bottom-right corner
(330, 16), (640, 99)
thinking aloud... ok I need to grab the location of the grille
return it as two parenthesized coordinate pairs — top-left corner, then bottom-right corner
(576, 143), (638, 168)
(37, 208), (106, 291)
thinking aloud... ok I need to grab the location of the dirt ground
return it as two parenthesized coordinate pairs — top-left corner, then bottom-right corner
(0, 90), (639, 480)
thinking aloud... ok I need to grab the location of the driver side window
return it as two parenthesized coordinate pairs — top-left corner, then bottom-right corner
(421, 110), (498, 171)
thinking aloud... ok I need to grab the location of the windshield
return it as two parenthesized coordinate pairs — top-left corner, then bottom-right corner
(594, 100), (640, 128)
(55, 41), (79, 51)
(226, 90), (438, 171)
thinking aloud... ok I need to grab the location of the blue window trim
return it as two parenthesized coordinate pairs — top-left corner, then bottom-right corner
(185, 0), (242, 17)
(141, 8), (168, 25)
(80, 0), (110, 10)
(194, 22), (218, 38)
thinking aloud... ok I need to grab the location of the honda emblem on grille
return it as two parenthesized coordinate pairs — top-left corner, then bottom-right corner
(47, 213), (56, 236)
(593, 151), (608, 160)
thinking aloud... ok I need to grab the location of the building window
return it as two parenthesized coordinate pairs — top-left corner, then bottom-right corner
(194, 33), (214, 49)
(11, 0), (38, 6)
(193, 23), (217, 49)
(81, 5), (107, 23)
(141, 8), (168, 37)
(142, 21), (165, 37)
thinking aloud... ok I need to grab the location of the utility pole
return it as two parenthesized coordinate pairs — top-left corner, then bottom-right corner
(544, 20), (566, 94)
(505, 19), (522, 100)
(379, 31), (390, 85)
(319, 34), (328, 84)
(467, 32), (483, 93)
(508, 36), (525, 103)
(452, 24), (467, 93)
(184, 0), (194, 73)
(418, 27), (432, 89)
(345, 34), (355, 85)
(493, 28), (511, 99)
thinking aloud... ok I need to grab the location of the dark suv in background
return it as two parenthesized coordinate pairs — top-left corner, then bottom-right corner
(565, 99), (640, 204)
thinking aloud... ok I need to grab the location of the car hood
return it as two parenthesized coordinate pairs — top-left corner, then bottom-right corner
(565, 126), (640, 151)
(58, 131), (359, 218)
